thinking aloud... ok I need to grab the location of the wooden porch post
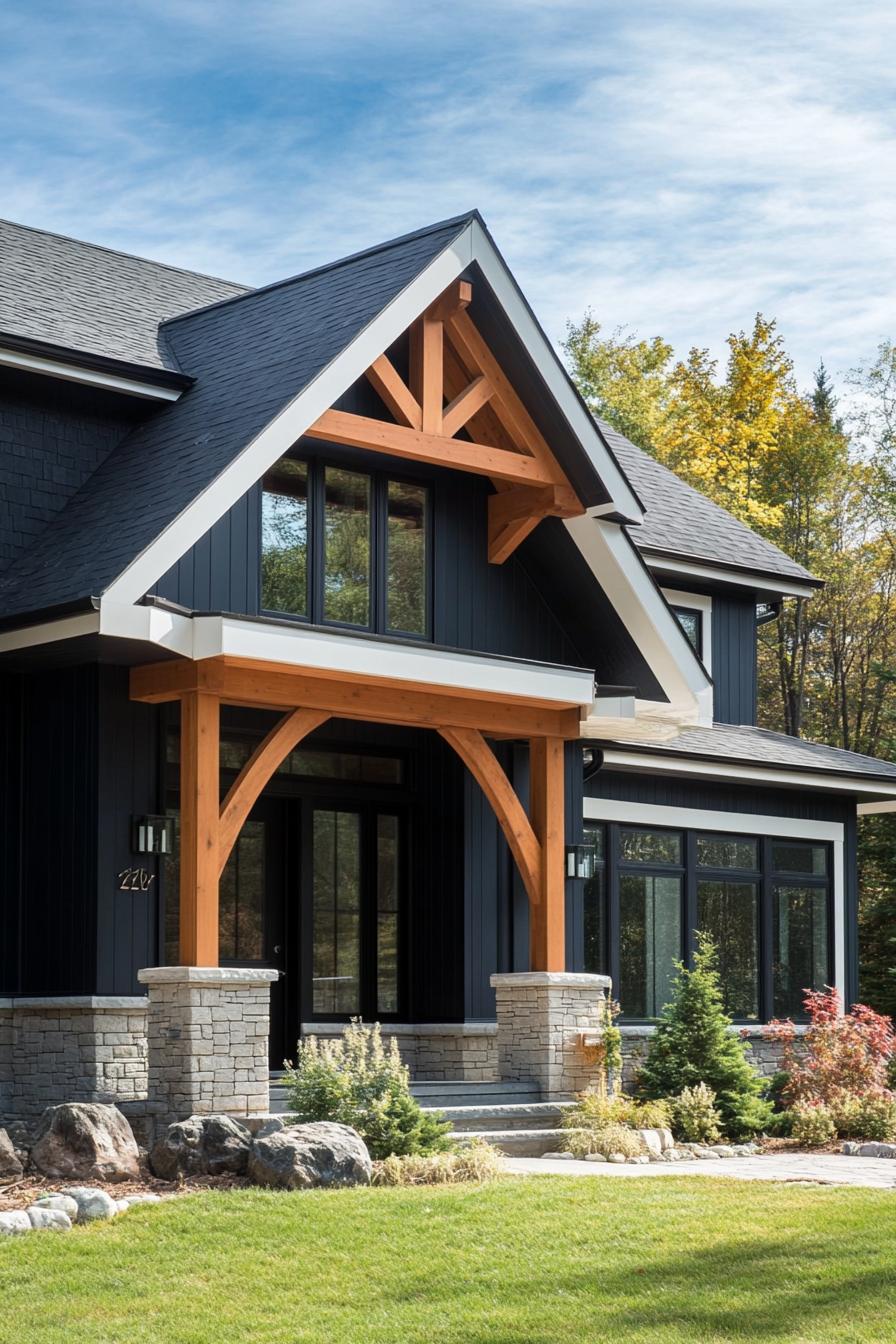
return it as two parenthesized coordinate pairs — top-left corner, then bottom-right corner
(529, 737), (566, 972)
(179, 689), (220, 966)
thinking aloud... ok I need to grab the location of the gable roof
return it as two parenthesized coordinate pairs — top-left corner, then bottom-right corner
(596, 418), (820, 590)
(0, 215), (480, 621)
(0, 218), (249, 370)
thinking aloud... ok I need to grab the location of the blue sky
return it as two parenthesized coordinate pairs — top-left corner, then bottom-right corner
(2, 1), (894, 388)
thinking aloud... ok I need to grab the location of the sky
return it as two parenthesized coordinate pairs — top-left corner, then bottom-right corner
(1, 0), (895, 389)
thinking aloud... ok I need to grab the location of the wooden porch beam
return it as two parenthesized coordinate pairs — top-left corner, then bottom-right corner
(365, 355), (421, 430)
(178, 689), (220, 966)
(528, 736), (566, 972)
(441, 375), (493, 438)
(130, 658), (582, 740)
(487, 484), (584, 564)
(217, 707), (330, 876)
(438, 726), (541, 906)
(305, 409), (561, 487)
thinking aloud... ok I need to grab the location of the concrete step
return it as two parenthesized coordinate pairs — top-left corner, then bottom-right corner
(410, 1080), (541, 1109)
(453, 1128), (568, 1157)
(428, 1102), (571, 1132)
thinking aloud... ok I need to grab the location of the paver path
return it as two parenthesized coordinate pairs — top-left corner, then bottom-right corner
(505, 1152), (896, 1189)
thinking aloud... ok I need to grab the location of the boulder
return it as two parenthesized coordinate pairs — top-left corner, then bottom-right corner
(59, 1186), (118, 1222)
(149, 1115), (252, 1180)
(657, 1128), (675, 1152)
(33, 1194), (79, 1219)
(31, 1104), (140, 1183)
(0, 1128), (23, 1185)
(247, 1121), (372, 1190)
(26, 1207), (71, 1232)
(637, 1128), (664, 1157)
(0, 1211), (31, 1235)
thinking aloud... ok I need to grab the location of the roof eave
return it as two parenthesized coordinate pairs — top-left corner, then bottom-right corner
(0, 330), (192, 401)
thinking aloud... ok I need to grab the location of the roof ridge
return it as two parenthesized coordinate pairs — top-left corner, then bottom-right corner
(160, 210), (481, 331)
(0, 216), (251, 294)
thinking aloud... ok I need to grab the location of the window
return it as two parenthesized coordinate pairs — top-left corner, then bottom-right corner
(312, 809), (361, 1015)
(583, 822), (833, 1022)
(261, 456), (430, 637)
(671, 606), (702, 654)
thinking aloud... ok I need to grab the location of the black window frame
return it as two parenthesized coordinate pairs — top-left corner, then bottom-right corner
(259, 454), (433, 640)
(670, 604), (703, 658)
(582, 821), (834, 1024)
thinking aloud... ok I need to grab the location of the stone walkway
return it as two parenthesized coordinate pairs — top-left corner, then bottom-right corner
(504, 1152), (896, 1190)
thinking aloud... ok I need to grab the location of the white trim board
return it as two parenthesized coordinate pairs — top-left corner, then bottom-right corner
(583, 796), (846, 1002)
(600, 746), (896, 801)
(645, 553), (817, 600)
(0, 346), (183, 402)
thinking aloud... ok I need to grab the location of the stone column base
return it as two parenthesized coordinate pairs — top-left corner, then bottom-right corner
(138, 967), (278, 1126)
(490, 972), (612, 1100)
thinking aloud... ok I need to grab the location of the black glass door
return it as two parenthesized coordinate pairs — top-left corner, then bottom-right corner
(303, 804), (405, 1023)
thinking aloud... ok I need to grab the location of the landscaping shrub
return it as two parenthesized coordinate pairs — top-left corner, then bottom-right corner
(562, 1123), (645, 1160)
(562, 1092), (672, 1133)
(671, 1082), (723, 1144)
(766, 1070), (791, 1114)
(791, 1103), (837, 1148)
(829, 1093), (896, 1141)
(372, 1141), (502, 1186)
(284, 1020), (452, 1160)
(639, 934), (772, 1140)
(765, 988), (896, 1107)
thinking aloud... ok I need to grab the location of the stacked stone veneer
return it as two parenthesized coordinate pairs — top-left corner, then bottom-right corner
(302, 1022), (499, 1081)
(619, 1025), (802, 1089)
(0, 997), (148, 1126)
(138, 967), (278, 1126)
(490, 972), (613, 1100)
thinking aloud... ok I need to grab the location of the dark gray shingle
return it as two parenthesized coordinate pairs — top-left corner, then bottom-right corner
(596, 418), (818, 587)
(606, 721), (896, 783)
(0, 218), (249, 368)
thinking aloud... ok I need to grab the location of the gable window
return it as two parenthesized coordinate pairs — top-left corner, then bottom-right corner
(662, 589), (712, 671)
(261, 456), (430, 637)
(671, 606), (702, 655)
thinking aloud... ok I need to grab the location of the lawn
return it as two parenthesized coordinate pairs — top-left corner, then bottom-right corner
(1, 1176), (894, 1344)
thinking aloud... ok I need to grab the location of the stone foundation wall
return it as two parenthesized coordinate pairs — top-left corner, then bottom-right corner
(620, 1026), (804, 1089)
(302, 1023), (499, 1081)
(0, 998), (148, 1126)
(491, 972), (613, 1100)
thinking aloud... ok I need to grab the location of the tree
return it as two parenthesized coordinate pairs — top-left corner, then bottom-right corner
(563, 313), (675, 457)
(639, 935), (772, 1140)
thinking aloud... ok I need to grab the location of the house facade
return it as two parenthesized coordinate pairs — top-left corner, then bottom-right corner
(2, 211), (896, 1127)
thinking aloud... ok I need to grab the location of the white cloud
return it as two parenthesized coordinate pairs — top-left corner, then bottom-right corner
(0, 0), (893, 390)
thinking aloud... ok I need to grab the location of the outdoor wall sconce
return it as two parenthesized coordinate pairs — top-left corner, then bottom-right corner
(131, 815), (174, 855)
(565, 842), (597, 880)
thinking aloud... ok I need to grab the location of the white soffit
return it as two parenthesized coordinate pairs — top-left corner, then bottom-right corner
(646, 553), (817, 600)
(600, 746), (896, 800)
(0, 346), (183, 402)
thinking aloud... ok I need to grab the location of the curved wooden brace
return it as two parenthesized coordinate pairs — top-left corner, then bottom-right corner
(218, 708), (330, 876)
(438, 725), (541, 906)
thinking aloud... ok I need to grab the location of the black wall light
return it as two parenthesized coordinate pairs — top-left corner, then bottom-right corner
(131, 815), (174, 855)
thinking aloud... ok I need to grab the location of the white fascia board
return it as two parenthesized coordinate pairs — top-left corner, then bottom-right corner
(467, 220), (642, 521)
(583, 795), (846, 997)
(645, 553), (817, 600)
(97, 601), (195, 656)
(563, 515), (713, 723)
(192, 614), (596, 708)
(600, 746), (896, 799)
(101, 228), (476, 609)
(0, 610), (100, 653)
(103, 220), (646, 610)
(0, 346), (182, 402)
(857, 799), (896, 815)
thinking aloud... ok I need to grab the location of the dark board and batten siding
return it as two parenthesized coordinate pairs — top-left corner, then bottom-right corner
(711, 595), (758, 725)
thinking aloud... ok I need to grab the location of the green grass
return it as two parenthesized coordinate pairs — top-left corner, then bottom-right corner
(1, 1176), (895, 1343)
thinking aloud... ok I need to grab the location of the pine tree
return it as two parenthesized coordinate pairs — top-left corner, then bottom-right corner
(639, 934), (772, 1140)
(812, 359), (843, 431)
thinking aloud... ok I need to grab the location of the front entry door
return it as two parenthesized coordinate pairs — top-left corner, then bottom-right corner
(303, 805), (403, 1025)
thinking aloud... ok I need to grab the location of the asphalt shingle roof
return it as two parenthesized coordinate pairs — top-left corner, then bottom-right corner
(0, 218), (249, 368)
(607, 721), (896, 783)
(0, 215), (474, 618)
(597, 418), (819, 587)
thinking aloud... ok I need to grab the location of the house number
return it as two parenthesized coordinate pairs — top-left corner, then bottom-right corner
(117, 867), (156, 892)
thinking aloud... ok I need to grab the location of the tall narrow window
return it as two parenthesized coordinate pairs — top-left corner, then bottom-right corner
(312, 809), (361, 1014)
(386, 480), (427, 635)
(261, 459), (308, 615)
(324, 467), (371, 625)
(619, 873), (682, 1018)
(376, 814), (401, 1014)
(696, 834), (760, 1020)
(773, 884), (829, 1018)
(583, 821), (607, 975)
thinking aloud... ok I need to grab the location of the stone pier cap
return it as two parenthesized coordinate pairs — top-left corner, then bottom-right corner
(138, 967), (280, 987)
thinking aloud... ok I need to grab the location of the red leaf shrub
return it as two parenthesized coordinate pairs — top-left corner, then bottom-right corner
(765, 987), (896, 1107)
